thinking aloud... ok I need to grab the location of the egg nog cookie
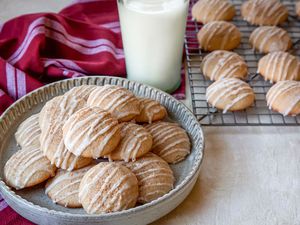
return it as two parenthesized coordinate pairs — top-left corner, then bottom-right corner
(64, 85), (97, 101)
(135, 98), (167, 123)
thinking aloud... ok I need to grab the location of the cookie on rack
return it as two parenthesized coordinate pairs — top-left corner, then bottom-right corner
(197, 21), (241, 51)
(241, 0), (288, 26)
(296, 1), (300, 17)
(4, 146), (56, 190)
(191, 0), (235, 24)
(249, 26), (292, 54)
(258, 51), (300, 82)
(87, 85), (141, 122)
(206, 78), (255, 113)
(266, 80), (300, 116)
(201, 50), (248, 81)
(125, 153), (174, 204)
(135, 98), (167, 123)
(145, 122), (191, 164)
(63, 107), (121, 159)
(79, 162), (138, 214)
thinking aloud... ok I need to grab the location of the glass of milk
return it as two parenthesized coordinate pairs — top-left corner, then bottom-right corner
(117, 0), (189, 93)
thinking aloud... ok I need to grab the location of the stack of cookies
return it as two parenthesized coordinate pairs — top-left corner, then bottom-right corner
(4, 85), (191, 214)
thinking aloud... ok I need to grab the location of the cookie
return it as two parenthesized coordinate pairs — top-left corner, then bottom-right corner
(266, 80), (300, 116)
(296, 1), (300, 17)
(201, 50), (248, 81)
(197, 21), (241, 51)
(249, 26), (292, 54)
(206, 78), (255, 113)
(4, 146), (56, 190)
(125, 153), (174, 204)
(241, 0), (288, 26)
(79, 162), (138, 214)
(145, 122), (190, 164)
(63, 107), (121, 159)
(191, 0), (235, 24)
(135, 98), (167, 123)
(15, 113), (41, 148)
(87, 85), (140, 122)
(258, 51), (300, 82)
(106, 123), (152, 162)
(64, 85), (97, 101)
(45, 165), (93, 208)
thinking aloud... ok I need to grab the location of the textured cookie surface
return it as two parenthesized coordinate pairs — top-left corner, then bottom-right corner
(87, 85), (140, 122)
(4, 146), (56, 190)
(241, 0), (288, 26)
(258, 52), (300, 82)
(197, 21), (241, 51)
(192, 0), (235, 24)
(249, 26), (292, 54)
(79, 162), (138, 214)
(125, 153), (174, 204)
(107, 123), (152, 162)
(64, 85), (97, 101)
(145, 122), (190, 164)
(135, 98), (167, 123)
(266, 81), (300, 116)
(63, 107), (121, 159)
(201, 50), (248, 81)
(206, 78), (255, 113)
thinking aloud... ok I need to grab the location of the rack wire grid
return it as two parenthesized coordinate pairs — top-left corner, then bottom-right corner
(185, 0), (300, 126)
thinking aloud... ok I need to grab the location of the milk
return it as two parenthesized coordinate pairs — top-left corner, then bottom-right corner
(118, 0), (189, 92)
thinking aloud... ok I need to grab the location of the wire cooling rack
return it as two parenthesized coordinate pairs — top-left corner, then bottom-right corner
(185, 0), (300, 126)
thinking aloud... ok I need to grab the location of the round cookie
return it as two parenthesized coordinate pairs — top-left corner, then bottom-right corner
(191, 0), (235, 24)
(4, 146), (56, 190)
(79, 162), (138, 214)
(296, 1), (300, 17)
(145, 122), (190, 164)
(15, 113), (41, 148)
(258, 51), (300, 82)
(266, 80), (300, 116)
(63, 107), (121, 159)
(241, 0), (288, 26)
(201, 50), (248, 81)
(125, 153), (174, 204)
(106, 123), (153, 162)
(206, 78), (255, 113)
(249, 26), (292, 54)
(87, 85), (141, 122)
(135, 98), (167, 123)
(64, 85), (97, 101)
(197, 21), (241, 51)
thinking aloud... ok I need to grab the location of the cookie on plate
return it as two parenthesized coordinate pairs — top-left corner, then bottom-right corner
(145, 122), (190, 164)
(191, 0), (235, 24)
(249, 26), (292, 54)
(64, 85), (97, 101)
(79, 162), (138, 214)
(135, 98), (167, 123)
(206, 78), (255, 113)
(4, 146), (56, 190)
(201, 50), (248, 81)
(197, 21), (241, 51)
(125, 153), (174, 204)
(241, 0), (288, 26)
(258, 51), (300, 82)
(266, 80), (300, 116)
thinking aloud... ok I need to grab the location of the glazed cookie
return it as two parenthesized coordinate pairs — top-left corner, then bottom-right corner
(63, 107), (121, 159)
(64, 85), (97, 101)
(4, 146), (56, 190)
(258, 52), (300, 82)
(106, 123), (153, 162)
(191, 0), (235, 24)
(15, 113), (41, 148)
(201, 50), (248, 81)
(145, 122), (190, 164)
(296, 1), (300, 17)
(87, 85), (140, 122)
(206, 78), (255, 113)
(197, 21), (241, 51)
(125, 153), (174, 204)
(241, 0), (288, 26)
(249, 26), (292, 54)
(266, 80), (300, 116)
(45, 165), (93, 208)
(79, 162), (138, 214)
(135, 98), (167, 123)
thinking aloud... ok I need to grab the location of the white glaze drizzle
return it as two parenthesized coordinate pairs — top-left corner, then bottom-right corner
(138, 98), (165, 123)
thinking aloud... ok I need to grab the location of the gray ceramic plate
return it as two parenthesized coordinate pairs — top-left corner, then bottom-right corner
(0, 76), (204, 225)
